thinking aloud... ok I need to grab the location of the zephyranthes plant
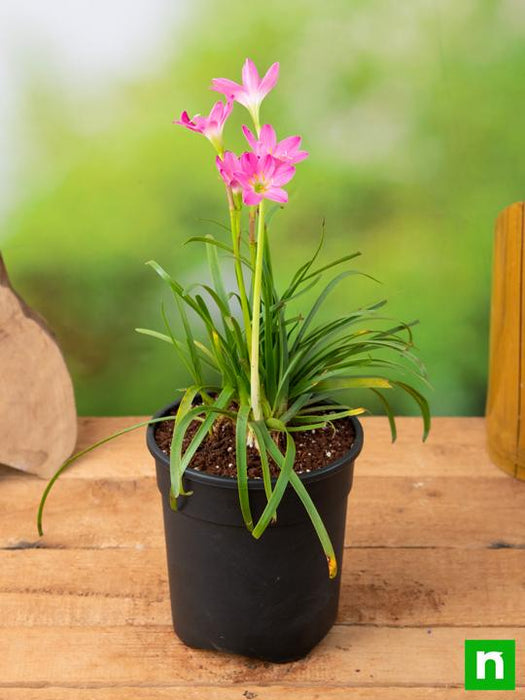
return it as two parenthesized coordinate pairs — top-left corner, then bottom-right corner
(38, 59), (430, 577)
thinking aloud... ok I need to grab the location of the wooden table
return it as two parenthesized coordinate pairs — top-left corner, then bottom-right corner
(1, 417), (525, 698)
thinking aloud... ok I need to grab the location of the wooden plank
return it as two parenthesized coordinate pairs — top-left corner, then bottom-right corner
(2, 472), (524, 550)
(2, 687), (524, 699)
(1, 548), (524, 628)
(348, 473), (525, 548)
(0, 417), (500, 482)
(486, 202), (525, 479)
(0, 626), (523, 687)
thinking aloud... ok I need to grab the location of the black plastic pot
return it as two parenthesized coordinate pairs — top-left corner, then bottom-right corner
(146, 401), (363, 663)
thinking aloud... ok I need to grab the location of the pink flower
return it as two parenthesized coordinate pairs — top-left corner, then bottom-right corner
(235, 152), (295, 206)
(216, 151), (242, 192)
(211, 59), (279, 126)
(242, 124), (308, 165)
(174, 100), (232, 153)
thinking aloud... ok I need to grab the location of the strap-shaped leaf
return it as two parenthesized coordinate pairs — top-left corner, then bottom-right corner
(37, 413), (183, 536)
(170, 386), (235, 499)
(308, 375), (393, 393)
(302, 251), (362, 283)
(235, 403), (254, 530)
(251, 425), (295, 538)
(292, 271), (371, 353)
(290, 407), (365, 425)
(393, 381), (431, 441)
(288, 471), (338, 579)
(185, 235), (252, 266)
(249, 420), (274, 511)
(168, 386), (203, 501)
(205, 235), (230, 315)
(370, 389), (397, 442)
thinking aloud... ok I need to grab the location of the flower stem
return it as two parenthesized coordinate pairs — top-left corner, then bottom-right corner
(250, 200), (265, 421)
(248, 207), (257, 269)
(251, 109), (261, 137)
(229, 205), (252, 353)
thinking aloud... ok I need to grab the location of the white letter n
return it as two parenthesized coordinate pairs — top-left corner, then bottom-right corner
(476, 650), (504, 680)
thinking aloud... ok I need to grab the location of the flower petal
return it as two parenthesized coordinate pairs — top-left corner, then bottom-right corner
(211, 78), (244, 99)
(243, 189), (262, 206)
(216, 155), (228, 184)
(277, 135), (301, 152)
(260, 124), (277, 153)
(271, 162), (296, 186)
(259, 153), (276, 177)
(223, 99), (234, 121)
(223, 150), (240, 171)
(208, 101), (224, 123)
(259, 62), (279, 98)
(242, 125), (258, 151)
(242, 58), (260, 91)
(174, 110), (192, 126)
(239, 151), (259, 176)
(265, 187), (288, 203)
(292, 150), (309, 163)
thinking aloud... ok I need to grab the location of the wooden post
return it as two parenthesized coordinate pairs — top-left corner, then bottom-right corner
(486, 202), (525, 479)
(0, 253), (77, 478)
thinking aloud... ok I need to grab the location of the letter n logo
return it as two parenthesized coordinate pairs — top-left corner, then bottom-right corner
(465, 640), (515, 691)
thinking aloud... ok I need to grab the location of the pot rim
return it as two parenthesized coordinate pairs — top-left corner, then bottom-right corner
(146, 399), (364, 490)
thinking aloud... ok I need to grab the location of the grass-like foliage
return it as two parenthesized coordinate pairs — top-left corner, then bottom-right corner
(37, 59), (429, 577)
(138, 223), (429, 577)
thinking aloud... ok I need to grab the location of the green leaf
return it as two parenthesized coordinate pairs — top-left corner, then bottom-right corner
(169, 386), (202, 500)
(289, 407), (365, 425)
(37, 412), (184, 537)
(165, 299), (203, 386)
(302, 251), (363, 283)
(194, 217), (231, 233)
(135, 328), (172, 344)
(185, 236), (251, 267)
(206, 235), (230, 314)
(170, 387), (235, 498)
(252, 427), (295, 538)
(249, 421), (274, 511)
(288, 471), (338, 578)
(282, 223), (325, 299)
(308, 375), (393, 393)
(394, 381), (431, 441)
(292, 271), (364, 353)
(278, 393), (313, 424)
(235, 403), (254, 530)
(370, 389), (397, 442)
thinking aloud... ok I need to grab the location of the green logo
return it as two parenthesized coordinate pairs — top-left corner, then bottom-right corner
(464, 640), (515, 691)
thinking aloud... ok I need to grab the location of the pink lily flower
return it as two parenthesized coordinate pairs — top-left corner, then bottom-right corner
(235, 152), (295, 206)
(174, 100), (232, 153)
(242, 124), (309, 165)
(216, 151), (242, 193)
(211, 59), (279, 128)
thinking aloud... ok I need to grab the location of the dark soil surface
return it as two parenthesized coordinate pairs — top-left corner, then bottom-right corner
(154, 407), (355, 479)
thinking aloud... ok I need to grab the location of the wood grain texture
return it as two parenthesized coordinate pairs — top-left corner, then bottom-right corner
(1, 626), (524, 687)
(0, 415), (498, 481)
(3, 689), (523, 699)
(1, 416), (524, 695)
(3, 472), (524, 550)
(486, 201), (525, 479)
(1, 547), (524, 628)
(0, 254), (77, 478)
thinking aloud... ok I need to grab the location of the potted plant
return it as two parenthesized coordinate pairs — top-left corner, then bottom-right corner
(38, 58), (429, 663)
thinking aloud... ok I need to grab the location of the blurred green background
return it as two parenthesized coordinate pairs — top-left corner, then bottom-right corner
(2, 0), (523, 416)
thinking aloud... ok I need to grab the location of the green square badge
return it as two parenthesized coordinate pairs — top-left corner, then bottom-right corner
(464, 640), (515, 691)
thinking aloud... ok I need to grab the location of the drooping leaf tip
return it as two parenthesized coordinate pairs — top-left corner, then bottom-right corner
(328, 555), (338, 579)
